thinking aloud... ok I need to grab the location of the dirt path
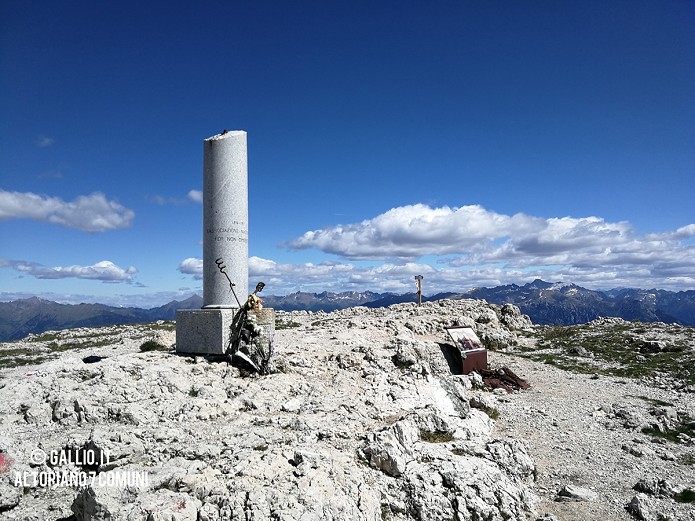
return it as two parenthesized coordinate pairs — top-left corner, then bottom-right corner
(490, 352), (695, 521)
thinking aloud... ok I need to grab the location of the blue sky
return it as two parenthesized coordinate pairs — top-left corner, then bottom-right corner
(1, 1), (694, 307)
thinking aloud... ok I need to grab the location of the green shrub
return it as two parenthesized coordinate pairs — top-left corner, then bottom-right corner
(140, 340), (169, 352)
(419, 430), (454, 443)
(674, 489), (695, 503)
(276, 319), (301, 330)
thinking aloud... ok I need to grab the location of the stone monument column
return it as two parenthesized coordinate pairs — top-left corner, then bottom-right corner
(203, 131), (248, 308)
(177, 130), (275, 361)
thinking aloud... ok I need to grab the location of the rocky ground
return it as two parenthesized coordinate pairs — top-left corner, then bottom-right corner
(0, 300), (693, 521)
(494, 353), (694, 521)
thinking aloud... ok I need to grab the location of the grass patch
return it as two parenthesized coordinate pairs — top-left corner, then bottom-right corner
(479, 405), (500, 420)
(680, 453), (695, 466)
(480, 334), (507, 351)
(674, 489), (695, 503)
(0, 347), (34, 358)
(44, 338), (114, 353)
(419, 430), (454, 443)
(542, 326), (581, 341)
(0, 348), (50, 369)
(641, 414), (695, 444)
(76, 330), (120, 340)
(0, 335), (119, 368)
(147, 321), (176, 331)
(47, 341), (79, 352)
(140, 340), (169, 352)
(524, 322), (695, 385)
(52, 339), (113, 352)
(30, 332), (60, 343)
(381, 505), (393, 521)
(1, 322), (174, 368)
(276, 319), (301, 330)
(629, 395), (674, 407)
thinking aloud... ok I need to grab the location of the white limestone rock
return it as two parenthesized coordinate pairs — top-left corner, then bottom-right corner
(0, 480), (22, 511)
(363, 419), (418, 477)
(0, 299), (547, 520)
(626, 493), (655, 521)
(556, 484), (598, 502)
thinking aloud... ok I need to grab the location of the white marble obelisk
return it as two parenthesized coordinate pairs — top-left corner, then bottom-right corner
(203, 131), (248, 308)
(176, 130), (253, 355)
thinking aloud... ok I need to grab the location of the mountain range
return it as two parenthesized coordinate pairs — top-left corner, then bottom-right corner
(0, 295), (202, 342)
(1, 280), (695, 342)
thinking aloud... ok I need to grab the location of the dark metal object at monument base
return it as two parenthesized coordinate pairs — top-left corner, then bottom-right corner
(225, 281), (273, 374)
(215, 257), (242, 308)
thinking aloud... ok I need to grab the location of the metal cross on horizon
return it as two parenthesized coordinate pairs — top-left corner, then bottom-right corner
(415, 275), (423, 306)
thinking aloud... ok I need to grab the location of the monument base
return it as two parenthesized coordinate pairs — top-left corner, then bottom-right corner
(176, 308), (275, 355)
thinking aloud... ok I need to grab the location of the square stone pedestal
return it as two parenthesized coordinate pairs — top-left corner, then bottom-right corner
(176, 308), (276, 355)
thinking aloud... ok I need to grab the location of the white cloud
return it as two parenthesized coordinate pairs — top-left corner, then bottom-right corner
(187, 190), (203, 203)
(289, 204), (542, 259)
(39, 169), (64, 180)
(36, 135), (55, 148)
(149, 195), (179, 205)
(246, 256), (555, 295)
(249, 256), (357, 291)
(178, 258), (203, 279)
(149, 190), (202, 206)
(176, 205), (695, 293)
(0, 190), (134, 232)
(1, 259), (137, 283)
(281, 204), (695, 291)
(250, 256), (695, 295)
(245, 256), (542, 294)
(647, 224), (695, 241)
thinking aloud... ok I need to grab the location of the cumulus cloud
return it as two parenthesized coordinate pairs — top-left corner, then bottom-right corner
(1, 259), (137, 283)
(149, 190), (203, 206)
(188, 190), (203, 203)
(149, 195), (180, 205)
(282, 204), (695, 291)
(647, 224), (695, 241)
(248, 255), (547, 294)
(250, 256), (357, 290)
(249, 256), (554, 294)
(178, 258), (203, 279)
(289, 204), (542, 259)
(176, 204), (695, 293)
(177, 249), (695, 294)
(0, 190), (134, 232)
(36, 135), (55, 148)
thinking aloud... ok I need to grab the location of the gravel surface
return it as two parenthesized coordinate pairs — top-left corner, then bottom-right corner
(490, 351), (695, 521)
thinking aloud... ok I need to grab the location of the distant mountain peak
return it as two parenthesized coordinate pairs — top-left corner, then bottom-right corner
(2, 282), (695, 342)
(528, 279), (555, 289)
